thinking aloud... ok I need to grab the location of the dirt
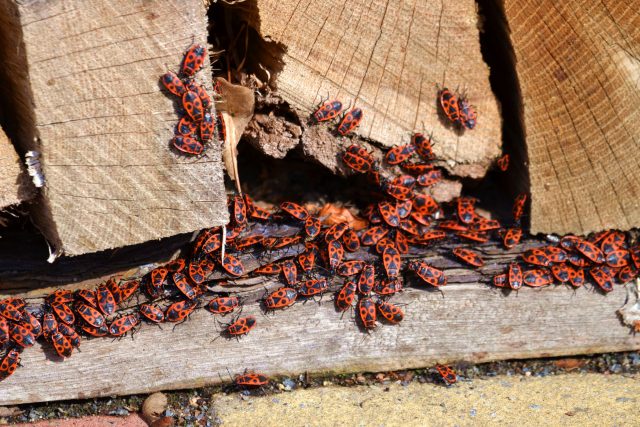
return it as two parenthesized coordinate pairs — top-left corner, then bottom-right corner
(3, 351), (639, 425)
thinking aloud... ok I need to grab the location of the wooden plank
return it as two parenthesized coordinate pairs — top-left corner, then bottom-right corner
(1, 242), (637, 405)
(0, 127), (32, 209)
(0, 0), (227, 255)
(503, 0), (640, 234)
(236, 0), (501, 179)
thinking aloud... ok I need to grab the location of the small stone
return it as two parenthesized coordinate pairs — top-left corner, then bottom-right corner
(282, 378), (296, 391)
(108, 407), (129, 416)
(142, 392), (168, 424)
(529, 404), (541, 410)
(470, 408), (477, 417)
(525, 371), (531, 377)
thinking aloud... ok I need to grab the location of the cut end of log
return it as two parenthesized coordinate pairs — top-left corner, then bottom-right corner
(0, 0), (229, 255)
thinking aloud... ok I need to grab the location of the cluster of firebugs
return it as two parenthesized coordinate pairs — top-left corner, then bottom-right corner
(2, 45), (638, 388)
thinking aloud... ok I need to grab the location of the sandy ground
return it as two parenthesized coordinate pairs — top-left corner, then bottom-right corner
(13, 371), (640, 426)
(211, 373), (639, 426)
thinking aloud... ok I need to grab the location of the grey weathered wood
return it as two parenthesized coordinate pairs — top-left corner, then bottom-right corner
(1, 255), (638, 404)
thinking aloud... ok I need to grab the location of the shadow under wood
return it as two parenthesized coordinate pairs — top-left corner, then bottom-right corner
(0, 223), (192, 293)
(208, 0), (286, 85)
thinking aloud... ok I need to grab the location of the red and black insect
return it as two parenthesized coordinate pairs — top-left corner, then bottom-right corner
(438, 88), (461, 126)
(109, 313), (140, 337)
(297, 250), (317, 273)
(408, 261), (447, 287)
(357, 298), (377, 330)
(139, 304), (165, 323)
(181, 44), (207, 77)
(374, 279), (403, 296)
(378, 202), (400, 228)
(457, 230), (489, 243)
(342, 229), (360, 252)
(0, 300), (24, 322)
(235, 372), (269, 387)
(0, 349), (20, 379)
(357, 264), (376, 295)
(502, 227), (522, 249)
(496, 154), (509, 171)
(337, 260), (366, 276)
(264, 287), (298, 310)
(605, 249), (629, 268)
(335, 281), (357, 311)
(79, 322), (109, 337)
(412, 133), (436, 161)
(304, 216), (321, 239)
(0, 318), (9, 346)
(337, 108), (363, 136)
(281, 260), (298, 286)
(493, 273), (508, 288)
(382, 182), (412, 200)
(438, 220), (468, 232)
(402, 162), (435, 175)
(42, 312), (58, 339)
(112, 279), (139, 305)
(600, 231), (627, 254)
(342, 145), (373, 173)
(589, 266), (614, 292)
(417, 170), (442, 187)
(165, 299), (197, 323)
(313, 100), (343, 122)
(575, 240), (605, 264)
(435, 364), (457, 385)
(75, 288), (96, 308)
(457, 197), (478, 224)
(161, 71), (186, 97)
(513, 193), (527, 222)
(382, 246), (401, 278)
(21, 311), (42, 339)
(280, 202), (309, 221)
(452, 248), (484, 267)
(50, 302), (75, 326)
(58, 323), (81, 348)
(96, 284), (116, 316)
(523, 268), (553, 287)
(376, 300), (404, 324)
(75, 303), (105, 328)
(522, 248), (552, 267)
(182, 91), (204, 122)
(200, 112), (215, 143)
(177, 116), (198, 137)
(225, 316), (257, 337)
(391, 174), (416, 190)
(298, 279), (329, 297)
(173, 135), (204, 155)
(254, 263), (282, 275)
(187, 81), (211, 109)
(9, 322), (35, 348)
(327, 240), (344, 270)
(413, 194), (439, 215)
(394, 231), (409, 254)
(325, 222), (349, 242)
(221, 254), (246, 277)
(457, 97), (477, 129)
(173, 272), (197, 300)
(551, 264), (571, 283)
(396, 200), (413, 219)
(470, 218), (501, 232)
(508, 262), (523, 290)
(386, 144), (415, 165)
(45, 331), (73, 357)
(398, 219), (420, 236)
(360, 226), (389, 246)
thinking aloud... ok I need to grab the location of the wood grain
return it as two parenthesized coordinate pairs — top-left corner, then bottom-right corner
(1, 240), (637, 405)
(2, 0), (228, 255)
(234, 0), (501, 179)
(0, 127), (32, 209)
(504, 0), (640, 234)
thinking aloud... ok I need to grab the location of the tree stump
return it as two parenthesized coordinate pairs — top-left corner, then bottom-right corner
(232, 0), (501, 181)
(503, 0), (640, 235)
(0, 0), (228, 256)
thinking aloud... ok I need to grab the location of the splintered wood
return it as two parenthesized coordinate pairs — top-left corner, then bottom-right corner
(504, 0), (640, 235)
(235, 0), (501, 179)
(5, 0), (227, 255)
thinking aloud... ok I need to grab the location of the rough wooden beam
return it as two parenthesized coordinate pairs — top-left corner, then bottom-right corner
(0, 127), (32, 210)
(0, 0), (227, 255)
(233, 0), (501, 180)
(1, 241), (637, 405)
(503, 0), (640, 234)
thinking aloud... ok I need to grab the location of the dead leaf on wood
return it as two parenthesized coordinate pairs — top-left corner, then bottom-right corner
(215, 78), (255, 193)
(317, 204), (367, 230)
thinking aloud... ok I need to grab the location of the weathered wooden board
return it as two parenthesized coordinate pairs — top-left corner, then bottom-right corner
(0, 0), (228, 255)
(503, 0), (640, 235)
(1, 243), (638, 405)
(235, 0), (501, 179)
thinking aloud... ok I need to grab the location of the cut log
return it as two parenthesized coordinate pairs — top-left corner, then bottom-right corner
(232, 0), (501, 179)
(0, 127), (32, 210)
(1, 239), (638, 405)
(0, 0), (228, 255)
(503, 0), (640, 235)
